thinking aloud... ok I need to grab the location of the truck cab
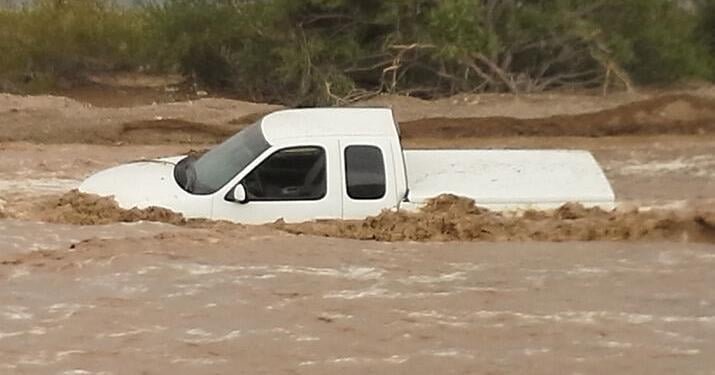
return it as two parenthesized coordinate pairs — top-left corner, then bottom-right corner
(196, 108), (408, 223)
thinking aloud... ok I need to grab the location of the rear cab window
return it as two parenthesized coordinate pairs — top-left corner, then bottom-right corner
(344, 145), (386, 200)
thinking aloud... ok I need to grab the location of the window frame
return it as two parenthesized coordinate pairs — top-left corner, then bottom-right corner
(239, 145), (328, 202)
(344, 145), (387, 201)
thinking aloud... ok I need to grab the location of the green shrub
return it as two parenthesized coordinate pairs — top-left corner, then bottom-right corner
(0, 0), (145, 88)
(0, 0), (713, 101)
(141, 0), (247, 86)
(591, 0), (713, 83)
(697, 0), (715, 78)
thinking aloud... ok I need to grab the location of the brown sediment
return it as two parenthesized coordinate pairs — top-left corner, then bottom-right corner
(22, 192), (715, 243)
(277, 195), (715, 243)
(185, 147), (210, 158)
(228, 110), (276, 126)
(0, 93), (281, 145)
(36, 190), (186, 226)
(1, 93), (714, 145)
(117, 119), (235, 144)
(400, 95), (715, 139)
(24, 190), (245, 230)
(697, 212), (715, 229)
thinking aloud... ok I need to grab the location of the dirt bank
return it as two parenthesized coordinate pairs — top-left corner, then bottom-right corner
(0, 93), (279, 144)
(360, 85), (715, 121)
(1, 91), (715, 144)
(400, 95), (715, 139)
(279, 195), (715, 243)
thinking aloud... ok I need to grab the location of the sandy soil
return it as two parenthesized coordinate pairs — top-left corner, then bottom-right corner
(3, 88), (715, 145)
(1, 85), (715, 373)
(400, 95), (715, 138)
(0, 93), (279, 144)
(359, 85), (715, 121)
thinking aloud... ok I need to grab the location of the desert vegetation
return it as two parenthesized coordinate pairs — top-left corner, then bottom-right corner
(1, 0), (714, 104)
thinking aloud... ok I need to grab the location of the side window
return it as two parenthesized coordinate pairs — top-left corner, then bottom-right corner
(345, 145), (386, 200)
(242, 147), (326, 201)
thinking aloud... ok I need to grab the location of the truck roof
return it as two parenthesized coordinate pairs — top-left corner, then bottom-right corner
(260, 107), (398, 143)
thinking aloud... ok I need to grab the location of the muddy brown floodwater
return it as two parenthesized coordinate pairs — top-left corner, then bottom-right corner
(1, 88), (715, 373)
(1, 228), (714, 374)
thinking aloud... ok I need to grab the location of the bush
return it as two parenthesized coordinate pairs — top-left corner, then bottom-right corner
(697, 0), (715, 78)
(0, 0), (145, 89)
(0, 0), (713, 101)
(145, 0), (712, 103)
(591, 0), (713, 83)
(142, 0), (246, 86)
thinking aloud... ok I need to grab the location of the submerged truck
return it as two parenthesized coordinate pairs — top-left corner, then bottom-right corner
(80, 108), (615, 224)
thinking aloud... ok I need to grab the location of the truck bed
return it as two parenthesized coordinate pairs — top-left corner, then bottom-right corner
(403, 149), (615, 211)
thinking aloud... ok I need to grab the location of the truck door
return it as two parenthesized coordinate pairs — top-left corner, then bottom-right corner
(340, 139), (399, 219)
(212, 140), (342, 224)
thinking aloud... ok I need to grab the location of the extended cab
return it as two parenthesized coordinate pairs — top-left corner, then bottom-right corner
(80, 108), (615, 223)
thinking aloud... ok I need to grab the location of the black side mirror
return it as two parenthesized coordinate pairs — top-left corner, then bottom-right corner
(226, 183), (248, 204)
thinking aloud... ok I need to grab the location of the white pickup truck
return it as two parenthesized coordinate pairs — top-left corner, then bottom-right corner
(80, 108), (615, 224)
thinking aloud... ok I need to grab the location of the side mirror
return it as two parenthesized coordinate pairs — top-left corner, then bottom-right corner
(226, 183), (248, 204)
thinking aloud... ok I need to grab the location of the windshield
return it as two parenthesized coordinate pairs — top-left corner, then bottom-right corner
(175, 122), (271, 195)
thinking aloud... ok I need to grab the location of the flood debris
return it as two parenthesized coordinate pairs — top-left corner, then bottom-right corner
(277, 195), (715, 243)
(14, 191), (715, 243)
(37, 190), (186, 226)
